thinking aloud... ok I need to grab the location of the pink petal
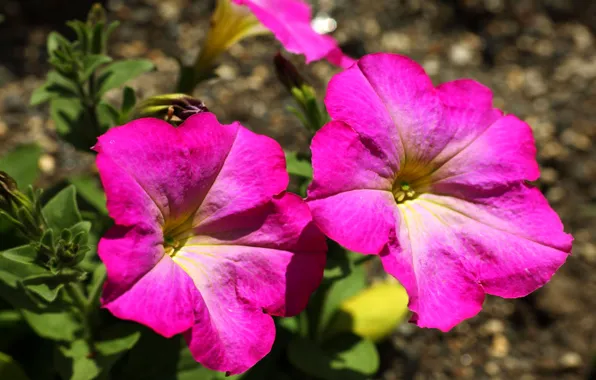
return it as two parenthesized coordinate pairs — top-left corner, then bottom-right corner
(308, 120), (395, 199)
(189, 125), (288, 227)
(427, 79), (504, 165)
(382, 186), (571, 331)
(308, 189), (397, 254)
(94, 114), (237, 222)
(175, 193), (326, 374)
(235, 0), (353, 67)
(430, 115), (540, 189)
(324, 60), (403, 169)
(103, 254), (200, 337)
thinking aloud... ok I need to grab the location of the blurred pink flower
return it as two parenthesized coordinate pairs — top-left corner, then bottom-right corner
(95, 113), (326, 374)
(307, 53), (572, 331)
(232, 0), (355, 68)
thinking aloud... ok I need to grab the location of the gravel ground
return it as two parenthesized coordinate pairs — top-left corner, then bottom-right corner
(0, 0), (595, 379)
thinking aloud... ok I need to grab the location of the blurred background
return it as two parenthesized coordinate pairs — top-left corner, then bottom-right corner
(0, 0), (594, 378)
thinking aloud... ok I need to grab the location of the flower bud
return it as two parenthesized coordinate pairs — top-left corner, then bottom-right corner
(274, 52), (307, 94)
(87, 3), (107, 26)
(134, 94), (209, 123)
(0, 171), (44, 239)
(0, 171), (17, 207)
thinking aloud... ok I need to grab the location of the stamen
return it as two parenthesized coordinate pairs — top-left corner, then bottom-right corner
(393, 181), (418, 204)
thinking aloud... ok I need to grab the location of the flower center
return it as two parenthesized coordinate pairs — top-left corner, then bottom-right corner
(162, 213), (195, 258)
(392, 162), (433, 204)
(164, 235), (183, 257)
(392, 181), (418, 203)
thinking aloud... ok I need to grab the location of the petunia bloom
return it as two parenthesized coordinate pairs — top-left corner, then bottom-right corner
(307, 53), (572, 331)
(94, 113), (326, 374)
(195, 0), (353, 76)
(232, 0), (355, 68)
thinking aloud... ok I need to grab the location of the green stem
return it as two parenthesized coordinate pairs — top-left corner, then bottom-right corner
(87, 73), (102, 136)
(87, 264), (106, 310)
(75, 77), (101, 143)
(65, 283), (94, 347)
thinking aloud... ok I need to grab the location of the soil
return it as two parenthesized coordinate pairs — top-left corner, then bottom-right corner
(0, 0), (595, 379)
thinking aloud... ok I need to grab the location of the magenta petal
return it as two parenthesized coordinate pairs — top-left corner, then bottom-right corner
(308, 121), (395, 199)
(325, 58), (403, 168)
(308, 189), (397, 254)
(431, 115), (540, 189)
(95, 114), (237, 222)
(236, 0), (352, 67)
(382, 186), (571, 331)
(191, 124), (288, 226)
(175, 193), (326, 374)
(381, 204), (486, 331)
(103, 255), (199, 337)
(344, 53), (442, 163)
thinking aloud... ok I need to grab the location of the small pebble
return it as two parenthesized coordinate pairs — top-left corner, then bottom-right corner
(559, 352), (582, 369)
(381, 32), (412, 52)
(546, 187), (566, 203)
(485, 361), (500, 376)
(540, 167), (558, 184)
(38, 154), (56, 175)
(482, 319), (505, 335)
(490, 334), (509, 358)
(449, 43), (474, 66)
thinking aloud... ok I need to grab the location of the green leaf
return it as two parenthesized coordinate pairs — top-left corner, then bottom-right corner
(0, 310), (27, 352)
(287, 335), (379, 380)
(1, 244), (38, 265)
(323, 335), (379, 377)
(47, 31), (69, 56)
(0, 144), (42, 188)
(112, 327), (179, 380)
(95, 323), (142, 357)
(284, 151), (312, 178)
(31, 71), (79, 106)
(42, 185), (82, 232)
(21, 271), (82, 303)
(66, 20), (89, 53)
(0, 246), (47, 287)
(119, 86), (137, 124)
(21, 309), (80, 341)
(69, 175), (107, 214)
(318, 253), (367, 336)
(80, 54), (112, 82)
(97, 101), (120, 131)
(177, 347), (236, 380)
(96, 59), (154, 96)
(49, 97), (85, 135)
(55, 340), (100, 380)
(0, 352), (30, 380)
(56, 323), (142, 380)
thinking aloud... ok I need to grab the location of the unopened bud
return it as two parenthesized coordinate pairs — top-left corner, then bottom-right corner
(0, 171), (17, 205)
(274, 52), (307, 93)
(87, 3), (107, 26)
(134, 94), (209, 123)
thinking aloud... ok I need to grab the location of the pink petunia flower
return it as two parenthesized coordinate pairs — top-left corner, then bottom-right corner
(230, 0), (355, 68)
(94, 113), (326, 374)
(307, 53), (573, 331)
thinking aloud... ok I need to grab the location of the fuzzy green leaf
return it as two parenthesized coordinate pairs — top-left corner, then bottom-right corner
(96, 59), (154, 96)
(42, 185), (82, 232)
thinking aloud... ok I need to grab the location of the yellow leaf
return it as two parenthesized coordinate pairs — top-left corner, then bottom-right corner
(332, 280), (410, 342)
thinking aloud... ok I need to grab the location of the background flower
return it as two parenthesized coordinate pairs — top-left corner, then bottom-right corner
(95, 113), (326, 374)
(307, 53), (573, 331)
(233, 0), (355, 68)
